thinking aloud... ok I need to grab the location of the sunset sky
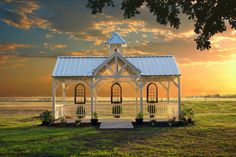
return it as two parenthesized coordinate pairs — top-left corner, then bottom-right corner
(0, 0), (235, 97)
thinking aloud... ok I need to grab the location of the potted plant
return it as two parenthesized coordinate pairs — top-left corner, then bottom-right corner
(75, 119), (81, 126)
(185, 108), (194, 123)
(91, 112), (98, 125)
(135, 112), (143, 125)
(151, 119), (156, 126)
(112, 105), (122, 118)
(40, 110), (54, 126)
(76, 106), (86, 119)
(147, 105), (156, 118)
(180, 108), (194, 124)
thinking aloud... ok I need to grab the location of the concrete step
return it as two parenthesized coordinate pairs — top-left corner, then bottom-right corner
(100, 121), (134, 129)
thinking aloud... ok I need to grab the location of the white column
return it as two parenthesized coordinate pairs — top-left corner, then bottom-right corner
(139, 81), (143, 113)
(62, 83), (66, 105)
(167, 81), (170, 103)
(94, 89), (97, 115)
(52, 79), (56, 118)
(135, 85), (138, 115)
(90, 80), (94, 119)
(177, 76), (181, 120)
(62, 83), (65, 117)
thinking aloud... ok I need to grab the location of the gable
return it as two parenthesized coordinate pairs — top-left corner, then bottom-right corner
(92, 52), (141, 77)
(105, 32), (127, 45)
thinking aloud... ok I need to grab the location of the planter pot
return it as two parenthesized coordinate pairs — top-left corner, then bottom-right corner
(42, 121), (50, 126)
(135, 118), (143, 125)
(187, 118), (192, 123)
(149, 115), (155, 118)
(113, 115), (120, 118)
(168, 122), (173, 127)
(77, 115), (85, 119)
(91, 119), (98, 125)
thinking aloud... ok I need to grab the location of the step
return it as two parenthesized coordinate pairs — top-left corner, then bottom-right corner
(100, 121), (134, 129)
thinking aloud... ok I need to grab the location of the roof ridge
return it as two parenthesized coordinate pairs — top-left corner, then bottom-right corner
(59, 56), (107, 58)
(125, 55), (174, 58)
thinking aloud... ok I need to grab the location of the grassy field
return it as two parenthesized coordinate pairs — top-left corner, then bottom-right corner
(0, 101), (236, 156)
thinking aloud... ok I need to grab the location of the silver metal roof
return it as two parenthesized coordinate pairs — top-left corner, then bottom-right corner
(105, 32), (127, 45)
(52, 56), (181, 77)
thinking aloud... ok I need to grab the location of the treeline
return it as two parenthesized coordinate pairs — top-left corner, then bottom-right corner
(203, 94), (236, 98)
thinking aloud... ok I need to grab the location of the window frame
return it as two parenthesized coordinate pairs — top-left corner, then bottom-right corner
(74, 83), (86, 104)
(146, 83), (158, 103)
(111, 82), (122, 104)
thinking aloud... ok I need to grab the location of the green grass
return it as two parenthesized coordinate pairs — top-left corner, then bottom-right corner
(0, 101), (236, 156)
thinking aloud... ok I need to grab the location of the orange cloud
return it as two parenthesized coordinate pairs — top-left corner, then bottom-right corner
(40, 74), (51, 82)
(1, 1), (51, 30)
(69, 49), (108, 56)
(93, 19), (195, 44)
(44, 43), (67, 50)
(78, 32), (104, 46)
(0, 43), (34, 51)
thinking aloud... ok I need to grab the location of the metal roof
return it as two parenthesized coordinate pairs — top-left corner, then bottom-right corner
(52, 56), (181, 77)
(105, 32), (127, 45)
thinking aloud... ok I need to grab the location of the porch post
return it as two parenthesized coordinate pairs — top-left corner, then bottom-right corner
(177, 76), (181, 120)
(135, 86), (138, 114)
(90, 79), (94, 118)
(139, 81), (143, 113)
(62, 83), (66, 105)
(52, 78), (56, 118)
(167, 81), (170, 103)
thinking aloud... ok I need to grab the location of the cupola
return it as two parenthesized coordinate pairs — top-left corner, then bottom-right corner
(105, 32), (127, 55)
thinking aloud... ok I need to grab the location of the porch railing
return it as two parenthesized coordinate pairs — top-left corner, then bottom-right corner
(55, 101), (178, 120)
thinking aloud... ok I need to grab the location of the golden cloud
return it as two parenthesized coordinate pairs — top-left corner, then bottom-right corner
(93, 19), (195, 43)
(69, 49), (108, 56)
(0, 43), (34, 51)
(43, 43), (67, 50)
(1, 1), (51, 30)
(180, 54), (236, 67)
(0, 55), (29, 69)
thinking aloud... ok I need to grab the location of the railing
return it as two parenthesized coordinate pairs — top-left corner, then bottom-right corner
(55, 104), (64, 119)
(54, 102), (178, 120)
(143, 102), (178, 120)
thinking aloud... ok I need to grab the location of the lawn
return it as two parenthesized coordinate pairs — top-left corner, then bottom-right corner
(0, 101), (236, 156)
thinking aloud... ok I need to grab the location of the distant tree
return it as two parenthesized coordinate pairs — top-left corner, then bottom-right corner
(87, 0), (236, 50)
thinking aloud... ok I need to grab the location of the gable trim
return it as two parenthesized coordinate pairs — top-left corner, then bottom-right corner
(92, 52), (141, 76)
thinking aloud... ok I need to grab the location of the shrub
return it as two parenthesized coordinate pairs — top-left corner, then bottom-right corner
(151, 119), (156, 126)
(76, 106), (86, 119)
(181, 108), (194, 121)
(40, 110), (54, 125)
(92, 112), (98, 119)
(112, 105), (122, 118)
(135, 112), (143, 125)
(136, 112), (143, 119)
(91, 112), (98, 125)
(75, 119), (81, 126)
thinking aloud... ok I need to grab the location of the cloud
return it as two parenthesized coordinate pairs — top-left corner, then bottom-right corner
(180, 54), (236, 67)
(0, 55), (29, 69)
(0, 0), (51, 30)
(40, 74), (51, 82)
(69, 49), (108, 56)
(43, 43), (67, 50)
(0, 43), (34, 51)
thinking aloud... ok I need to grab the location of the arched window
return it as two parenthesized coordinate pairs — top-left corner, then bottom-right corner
(147, 83), (158, 103)
(74, 83), (86, 104)
(111, 83), (122, 103)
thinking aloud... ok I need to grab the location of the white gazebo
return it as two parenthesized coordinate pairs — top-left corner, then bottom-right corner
(51, 32), (181, 121)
